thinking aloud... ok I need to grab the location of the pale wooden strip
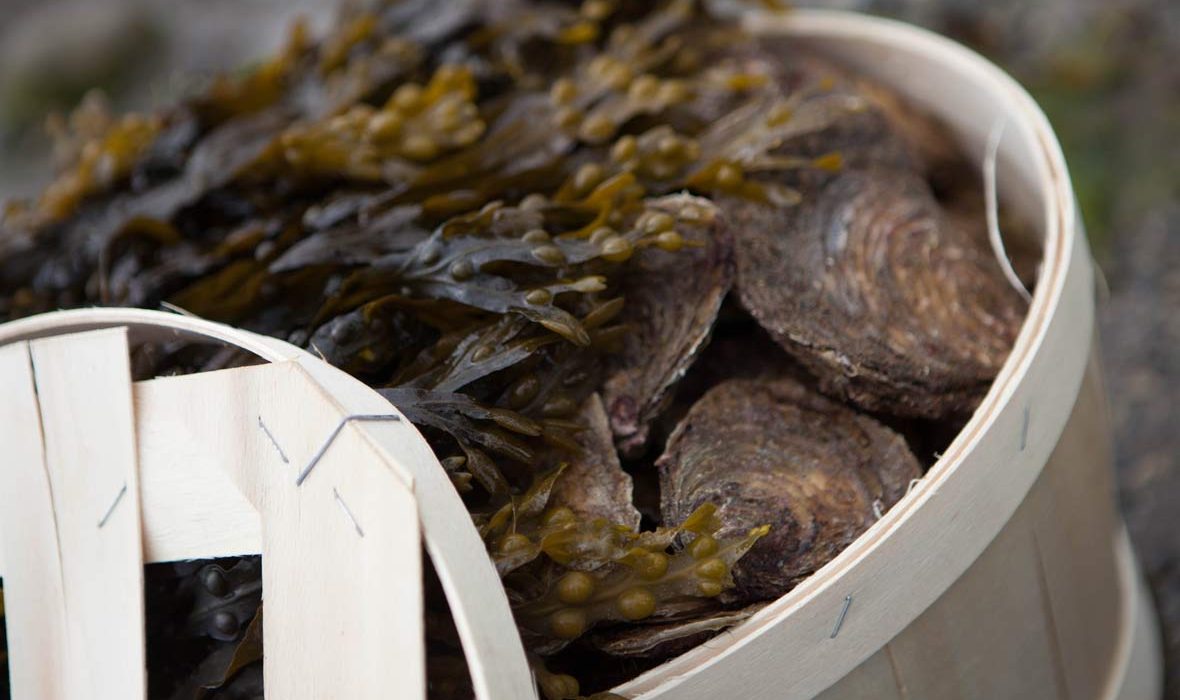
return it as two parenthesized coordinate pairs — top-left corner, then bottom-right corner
(1107, 529), (1163, 700)
(0, 341), (71, 699)
(136, 362), (425, 700)
(135, 356), (538, 700)
(0, 308), (296, 364)
(13, 307), (532, 698)
(293, 353), (539, 700)
(260, 419), (421, 700)
(28, 328), (146, 699)
(1026, 354), (1122, 700)
(135, 388), (262, 563)
(814, 647), (903, 700)
(883, 489), (1063, 700)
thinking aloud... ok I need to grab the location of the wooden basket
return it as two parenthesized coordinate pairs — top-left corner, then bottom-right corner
(0, 9), (1162, 700)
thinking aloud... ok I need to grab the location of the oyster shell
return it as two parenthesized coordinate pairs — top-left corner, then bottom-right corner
(756, 44), (965, 178)
(602, 194), (733, 456)
(548, 393), (642, 530)
(730, 168), (1027, 418)
(658, 375), (921, 600)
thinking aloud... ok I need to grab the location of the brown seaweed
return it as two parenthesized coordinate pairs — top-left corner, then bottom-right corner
(269, 205), (430, 273)
(511, 503), (767, 650)
(589, 602), (765, 659)
(658, 375), (921, 600)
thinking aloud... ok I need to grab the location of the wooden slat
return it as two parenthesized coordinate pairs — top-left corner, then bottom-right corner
(136, 362), (425, 700)
(1, 307), (537, 700)
(882, 488), (1064, 700)
(814, 647), (903, 700)
(135, 389), (262, 563)
(1025, 354), (1122, 699)
(261, 422), (421, 700)
(294, 351), (540, 700)
(135, 357), (538, 700)
(1114, 540), (1164, 700)
(0, 341), (71, 699)
(29, 329), (147, 700)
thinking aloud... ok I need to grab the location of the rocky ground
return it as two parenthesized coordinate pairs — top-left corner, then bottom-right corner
(0, 0), (334, 198)
(1, 0), (1178, 694)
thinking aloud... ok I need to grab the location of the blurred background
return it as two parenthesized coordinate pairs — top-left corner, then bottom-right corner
(0, 0), (1177, 693)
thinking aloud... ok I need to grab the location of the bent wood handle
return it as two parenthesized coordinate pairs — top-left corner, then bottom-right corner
(136, 360), (425, 700)
(0, 310), (539, 700)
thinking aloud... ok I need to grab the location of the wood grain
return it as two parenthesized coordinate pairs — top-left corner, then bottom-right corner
(0, 308), (539, 700)
(0, 330), (147, 700)
(814, 646), (904, 700)
(884, 487), (1064, 700)
(136, 362), (425, 700)
(1026, 354), (1122, 700)
(135, 352), (537, 700)
(0, 341), (71, 699)
(135, 386), (262, 562)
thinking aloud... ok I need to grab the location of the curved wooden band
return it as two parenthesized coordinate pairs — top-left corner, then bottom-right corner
(0, 308), (537, 700)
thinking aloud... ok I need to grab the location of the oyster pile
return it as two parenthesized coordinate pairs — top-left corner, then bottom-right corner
(0, 1), (1028, 698)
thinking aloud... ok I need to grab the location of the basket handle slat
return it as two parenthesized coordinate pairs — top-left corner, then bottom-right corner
(0, 310), (539, 700)
(135, 343), (540, 700)
(0, 340), (72, 698)
(293, 341), (542, 700)
(137, 361), (427, 700)
(0, 329), (147, 699)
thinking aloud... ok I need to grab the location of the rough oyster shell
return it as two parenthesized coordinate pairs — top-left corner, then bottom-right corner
(602, 194), (734, 455)
(658, 375), (922, 600)
(730, 168), (1027, 418)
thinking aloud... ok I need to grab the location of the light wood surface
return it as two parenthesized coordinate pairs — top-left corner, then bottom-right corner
(819, 530), (1159, 700)
(29, 329), (147, 700)
(136, 362), (425, 699)
(135, 383), (262, 562)
(815, 359), (1147, 700)
(0, 341), (72, 699)
(134, 349), (538, 700)
(813, 645), (903, 700)
(0, 330), (147, 699)
(1112, 536), (1164, 700)
(1025, 353), (1122, 700)
(0, 309), (538, 700)
(883, 500), (1065, 700)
